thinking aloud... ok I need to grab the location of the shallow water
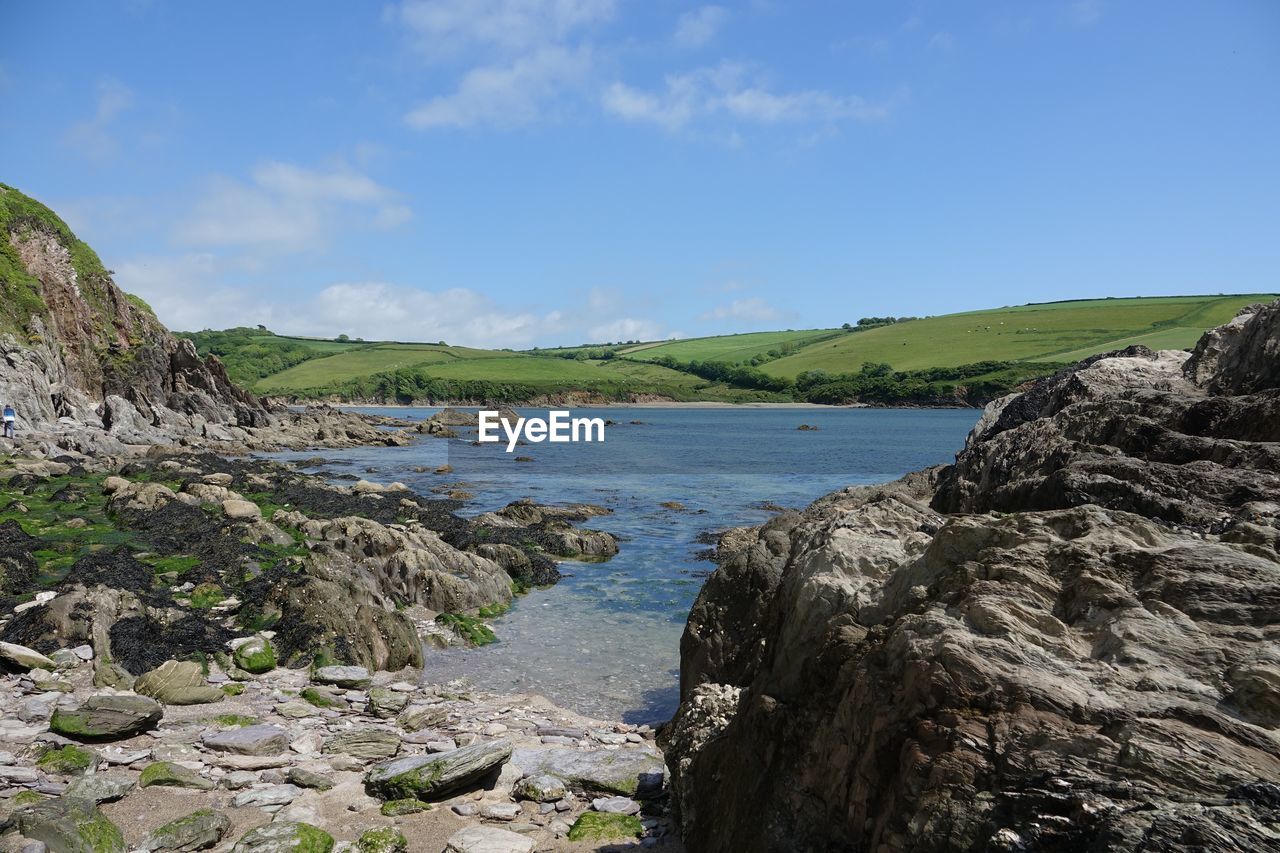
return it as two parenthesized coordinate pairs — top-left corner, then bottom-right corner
(272, 406), (977, 723)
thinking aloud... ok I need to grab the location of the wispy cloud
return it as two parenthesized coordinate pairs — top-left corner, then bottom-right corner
(1069, 0), (1102, 27)
(174, 162), (410, 252)
(699, 296), (794, 324)
(388, 0), (615, 56)
(603, 62), (894, 131)
(62, 78), (135, 160)
(674, 5), (728, 48)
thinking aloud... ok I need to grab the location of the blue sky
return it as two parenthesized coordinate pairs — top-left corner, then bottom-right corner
(2, 1), (1276, 347)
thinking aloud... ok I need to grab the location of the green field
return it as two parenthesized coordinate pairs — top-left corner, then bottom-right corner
(759, 295), (1273, 378)
(183, 294), (1276, 405)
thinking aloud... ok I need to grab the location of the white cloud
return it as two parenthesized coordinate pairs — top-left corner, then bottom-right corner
(113, 253), (279, 332)
(588, 317), (667, 342)
(388, 0), (615, 56)
(405, 46), (591, 129)
(603, 62), (892, 130)
(1069, 0), (1102, 27)
(699, 297), (793, 324)
(673, 6), (728, 48)
(174, 162), (410, 252)
(62, 78), (135, 160)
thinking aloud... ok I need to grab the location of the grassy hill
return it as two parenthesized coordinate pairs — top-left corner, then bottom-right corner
(181, 293), (1276, 406)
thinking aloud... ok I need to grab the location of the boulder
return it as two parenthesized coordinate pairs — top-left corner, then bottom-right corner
(355, 827), (408, 853)
(14, 797), (126, 852)
(365, 739), (512, 801)
(49, 694), (163, 741)
(62, 773), (135, 804)
(0, 641), (56, 672)
(323, 727), (401, 761)
(134, 660), (225, 705)
(510, 747), (665, 798)
(443, 826), (533, 853)
(231, 822), (333, 853)
(231, 636), (276, 674)
(139, 761), (216, 791)
(514, 774), (567, 803)
(312, 665), (371, 689)
(366, 686), (410, 718)
(221, 499), (262, 520)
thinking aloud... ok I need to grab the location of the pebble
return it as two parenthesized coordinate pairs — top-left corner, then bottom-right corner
(592, 795), (642, 815)
(452, 803), (479, 817)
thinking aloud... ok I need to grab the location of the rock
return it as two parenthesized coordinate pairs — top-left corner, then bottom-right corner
(14, 797), (125, 853)
(366, 687), (409, 718)
(510, 748), (665, 798)
(49, 694), (163, 741)
(566, 812), (643, 842)
(379, 799), (428, 816)
(35, 745), (98, 775)
(364, 739), (512, 801)
(92, 660), (134, 691)
(139, 761), (216, 791)
(323, 727), (401, 761)
(312, 665), (371, 689)
(355, 827), (407, 853)
(664, 303), (1280, 853)
(398, 705), (448, 731)
(202, 724), (289, 756)
(514, 774), (566, 803)
(275, 701), (318, 719)
(232, 636), (276, 674)
(222, 771), (257, 790)
(62, 774), (135, 803)
(138, 808), (230, 851)
(0, 641), (56, 671)
(221, 499), (262, 520)
(231, 783), (300, 809)
(482, 803), (521, 821)
(591, 796), (641, 815)
(443, 826), (533, 853)
(231, 822), (333, 853)
(134, 660), (225, 705)
(287, 766), (334, 790)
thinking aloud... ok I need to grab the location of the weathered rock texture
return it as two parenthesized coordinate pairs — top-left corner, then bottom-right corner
(666, 301), (1280, 852)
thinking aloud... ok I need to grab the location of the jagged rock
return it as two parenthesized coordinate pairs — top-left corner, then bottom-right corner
(49, 694), (162, 741)
(134, 660), (225, 705)
(202, 724), (289, 756)
(509, 748), (665, 798)
(443, 826), (533, 853)
(665, 302), (1280, 853)
(364, 739), (512, 801)
(230, 821), (333, 853)
(138, 808), (230, 852)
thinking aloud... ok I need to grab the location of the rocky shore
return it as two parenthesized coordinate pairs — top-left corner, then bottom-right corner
(664, 301), (1280, 852)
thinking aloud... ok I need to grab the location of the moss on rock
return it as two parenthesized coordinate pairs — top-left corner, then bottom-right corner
(566, 812), (643, 842)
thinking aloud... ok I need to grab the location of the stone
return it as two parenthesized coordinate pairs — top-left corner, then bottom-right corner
(139, 761), (216, 791)
(322, 727), (400, 761)
(443, 826), (533, 853)
(515, 774), (567, 803)
(380, 798), (429, 816)
(222, 771), (257, 790)
(35, 745), (97, 775)
(366, 687), (409, 718)
(14, 798), (125, 852)
(510, 748), (665, 798)
(49, 694), (163, 741)
(566, 812), (643, 842)
(134, 661), (225, 705)
(232, 637), (276, 675)
(0, 641), (57, 671)
(138, 808), (230, 852)
(364, 739), (512, 801)
(287, 766), (334, 790)
(202, 724), (289, 755)
(592, 796), (641, 815)
(231, 822), (333, 852)
(62, 774), (135, 803)
(232, 783), (301, 809)
(312, 665), (371, 689)
(355, 827), (407, 853)
(276, 701), (317, 719)
(221, 499), (262, 520)
(398, 705), (448, 731)
(482, 803), (521, 821)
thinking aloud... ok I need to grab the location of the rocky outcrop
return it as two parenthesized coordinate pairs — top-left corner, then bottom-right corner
(665, 301), (1280, 852)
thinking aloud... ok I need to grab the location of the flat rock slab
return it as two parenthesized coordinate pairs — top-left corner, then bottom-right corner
(139, 807), (231, 852)
(202, 724), (289, 756)
(323, 727), (401, 760)
(592, 795), (642, 815)
(444, 826), (534, 853)
(50, 694), (163, 741)
(232, 783), (301, 809)
(312, 665), (371, 689)
(510, 747), (665, 798)
(0, 641), (56, 671)
(63, 773), (136, 803)
(231, 821), (334, 852)
(365, 738), (512, 801)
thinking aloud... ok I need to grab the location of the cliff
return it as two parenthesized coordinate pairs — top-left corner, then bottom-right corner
(666, 301), (1280, 851)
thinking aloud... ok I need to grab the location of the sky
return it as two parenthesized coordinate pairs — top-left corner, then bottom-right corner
(1, 1), (1277, 348)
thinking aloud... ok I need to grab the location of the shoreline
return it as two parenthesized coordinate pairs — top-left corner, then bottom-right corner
(324, 400), (980, 411)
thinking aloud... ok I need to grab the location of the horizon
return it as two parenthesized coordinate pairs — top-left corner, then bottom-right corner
(2, 1), (1277, 348)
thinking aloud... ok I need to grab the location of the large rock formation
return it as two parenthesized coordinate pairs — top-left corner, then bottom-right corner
(666, 301), (1280, 852)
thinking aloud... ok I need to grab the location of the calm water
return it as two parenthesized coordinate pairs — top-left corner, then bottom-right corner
(273, 407), (976, 723)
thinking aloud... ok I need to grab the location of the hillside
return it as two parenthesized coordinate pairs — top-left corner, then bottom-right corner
(182, 293), (1276, 406)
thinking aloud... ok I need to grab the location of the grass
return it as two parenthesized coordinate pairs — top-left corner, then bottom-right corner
(760, 295), (1274, 378)
(618, 328), (844, 363)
